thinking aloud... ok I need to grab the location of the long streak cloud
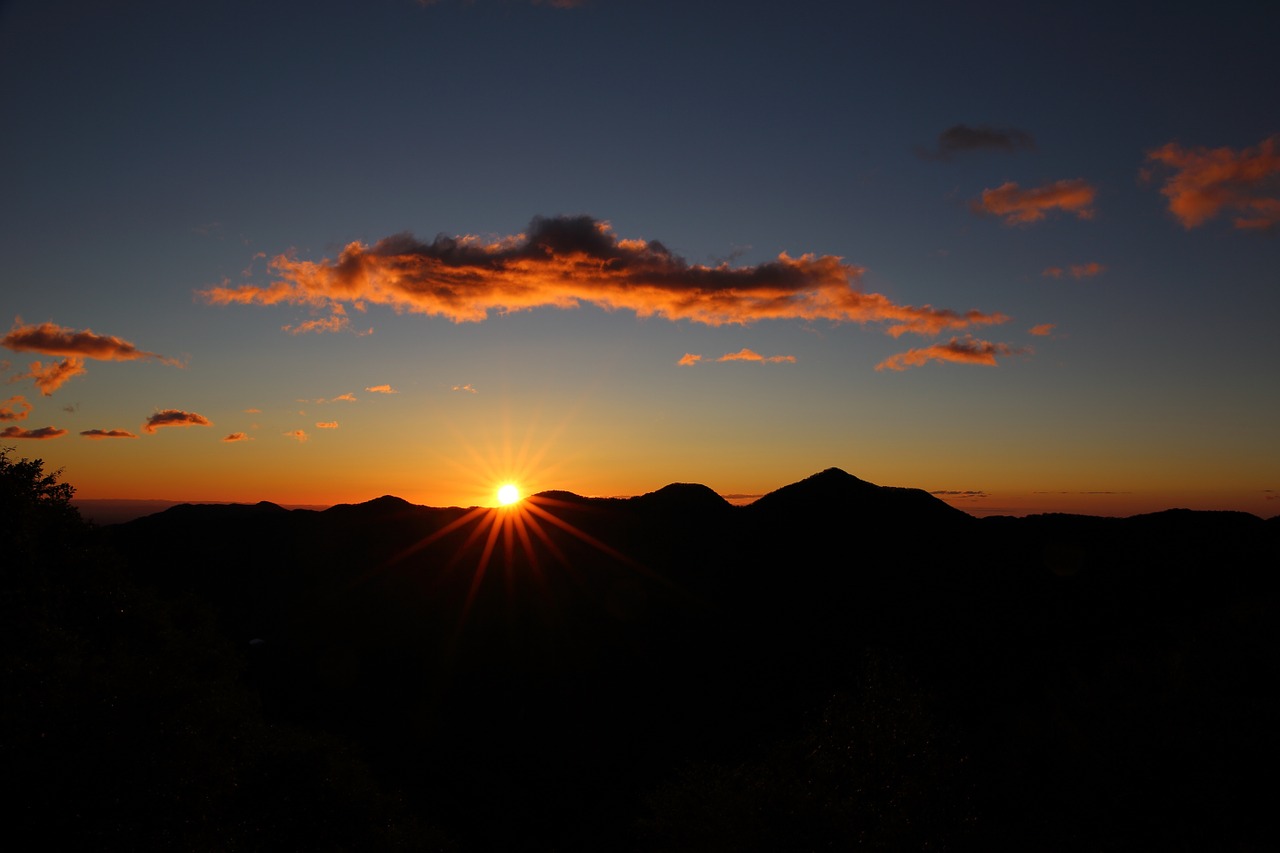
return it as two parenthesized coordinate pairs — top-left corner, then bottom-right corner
(200, 215), (1008, 339)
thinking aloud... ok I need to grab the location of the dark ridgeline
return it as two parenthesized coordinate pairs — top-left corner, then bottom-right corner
(7, 461), (1277, 850)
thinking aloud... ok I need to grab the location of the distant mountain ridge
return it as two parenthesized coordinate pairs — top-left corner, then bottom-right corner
(94, 464), (1278, 850)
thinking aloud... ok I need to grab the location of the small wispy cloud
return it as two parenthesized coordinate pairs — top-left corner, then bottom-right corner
(920, 123), (1035, 161)
(15, 358), (87, 396)
(0, 395), (31, 422)
(930, 489), (990, 499)
(677, 353), (703, 367)
(284, 429), (308, 442)
(1028, 323), (1055, 336)
(451, 383), (478, 393)
(316, 421), (339, 429)
(330, 392), (357, 403)
(716, 348), (797, 364)
(223, 432), (252, 442)
(365, 384), (398, 394)
(1, 425), (67, 440)
(80, 428), (138, 439)
(244, 407), (262, 413)
(142, 409), (212, 434)
(876, 336), (1029, 371)
(1042, 262), (1104, 279)
(972, 179), (1097, 225)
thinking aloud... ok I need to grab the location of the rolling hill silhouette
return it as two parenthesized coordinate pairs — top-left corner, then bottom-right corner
(75, 468), (1278, 849)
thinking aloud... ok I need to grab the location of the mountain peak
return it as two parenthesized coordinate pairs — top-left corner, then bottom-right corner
(748, 468), (969, 523)
(630, 482), (730, 514)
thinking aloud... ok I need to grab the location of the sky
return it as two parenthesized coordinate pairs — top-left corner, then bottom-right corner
(2, 0), (1277, 516)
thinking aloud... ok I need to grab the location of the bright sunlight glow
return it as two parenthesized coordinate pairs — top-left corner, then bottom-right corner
(497, 483), (520, 506)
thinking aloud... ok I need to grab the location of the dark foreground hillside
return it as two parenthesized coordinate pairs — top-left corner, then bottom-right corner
(6, 458), (1278, 850)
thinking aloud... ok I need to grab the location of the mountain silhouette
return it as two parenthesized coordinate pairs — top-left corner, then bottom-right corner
(83, 468), (1277, 850)
(748, 466), (968, 523)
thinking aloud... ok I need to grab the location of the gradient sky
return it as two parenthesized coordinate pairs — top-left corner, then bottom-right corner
(2, 0), (1277, 516)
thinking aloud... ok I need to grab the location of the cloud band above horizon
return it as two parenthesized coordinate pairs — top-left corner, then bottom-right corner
(201, 215), (1009, 340)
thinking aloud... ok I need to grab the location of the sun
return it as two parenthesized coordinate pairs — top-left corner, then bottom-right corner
(496, 483), (520, 506)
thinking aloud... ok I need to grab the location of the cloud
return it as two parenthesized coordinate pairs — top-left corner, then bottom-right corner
(2, 320), (181, 394)
(284, 429), (308, 442)
(1144, 135), (1280, 230)
(80, 428), (138, 439)
(365, 384), (398, 394)
(930, 489), (990, 499)
(1042, 262), (1104, 279)
(316, 421), (339, 429)
(451, 383), (478, 393)
(677, 353), (703, 367)
(716, 348), (797, 364)
(244, 407), (262, 413)
(972, 180), (1097, 225)
(200, 215), (1009, 341)
(223, 432), (251, 442)
(1, 395), (31, 421)
(875, 335), (1029, 371)
(2, 320), (180, 365)
(1, 425), (67, 440)
(284, 315), (351, 335)
(142, 409), (212, 434)
(330, 392), (357, 403)
(921, 123), (1035, 161)
(1028, 323), (1055, 336)
(16, 358), (87, 396)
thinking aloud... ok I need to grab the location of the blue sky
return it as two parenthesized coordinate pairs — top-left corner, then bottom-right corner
(2, 0), (1277, 515)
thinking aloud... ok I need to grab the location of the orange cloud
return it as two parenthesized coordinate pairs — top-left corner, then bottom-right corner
(875, 336), (1029, 371)
(677, 353), (703, 366)
(451, 384), (478, 393)
(223, 432), (252, 442)
(80, 429), (138, 439)
(1028, 323), (1055, 336)
(200, 215), (1008, 340)
(284, 429), (308, 442)
(17, 358), (87, 396)
(365, 384), (398, 394)
(330, 393), (357, 403)
(716, 348), (797, 364)
(316, 421), (339, 429)
(1043, 262), (1105, 279)
(1145, 135), (1280, 230)
(2, 320), (181, 394)
(142, 409), (212, 434)
(2, 320), (179, 364)
(972, 180), (1097, 225)
(244, 407), (262, 413)
(1, 395), (31, 421)
(1, 425), (67, 440)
